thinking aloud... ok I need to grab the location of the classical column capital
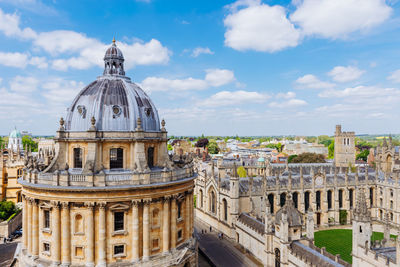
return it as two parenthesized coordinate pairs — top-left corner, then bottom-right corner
(131, 200), (141, 207)
(97, 202), (107, 209)
(50, 200), (60, 209)
(163, 195), (172, 203)
(31, 198), (39, 206)
(172, 193), (180, 200)
(60, 201), (69, 209)
(84, 202), (95, 209)
(143, 198), (152, 205)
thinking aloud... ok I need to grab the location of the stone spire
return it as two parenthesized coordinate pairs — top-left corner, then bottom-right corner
(382, 137), (388, 148)
(353, 188), (371, 222)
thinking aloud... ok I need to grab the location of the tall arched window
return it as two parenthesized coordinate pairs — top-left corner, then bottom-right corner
(369, 187), (374, 206)
(280, 193), (286, 207)
(304, 191), (310, 212)
(110, 148), (123, 169)
(349, 189), (354, 209)
(211, 191), (216, 213)
(147, 147), (154, 168)
(223, 199), (228, 221)
(74, 214), (84, 234)
(199, 189), (203, 208)
(316, 191), (321, 210)
(268, 194), (274, 214)
(339, 189), (343, 208)
(327, 190), (332, 210)
(292, 192), (298, 209)
(275, 248), (281, 267)
(73, 148), (83, 168)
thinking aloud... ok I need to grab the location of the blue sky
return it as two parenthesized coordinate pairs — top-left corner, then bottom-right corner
(1, 0), (400, 136)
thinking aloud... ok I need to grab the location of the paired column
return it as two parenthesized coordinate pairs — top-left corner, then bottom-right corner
(85, 202), (95, 267)
(142, 199), (151, 260)
(185, 192), (190, 239)
(32, 199), (39, 258)
(51, 201), (61, 265)
(61, 202), (71, 266)
(131, 200), (140, 262)
(171, 196), (177, 249)
(97, 202), (106, 267)
(22, 196), (28, 249)
(162, 197), (170, 253)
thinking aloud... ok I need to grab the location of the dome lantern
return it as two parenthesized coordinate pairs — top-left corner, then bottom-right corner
(103, 38), (125, 76)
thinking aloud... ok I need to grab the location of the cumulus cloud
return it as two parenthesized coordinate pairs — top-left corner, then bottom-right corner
(290, 0), (392, 39)
(41, 78), (85, 104)
(224, 2), (300, 52)
(9, 76), (39, 93)
(328, 66), (365, 82)
(269, 98), (307, 108)
(295, 74), (335, 89)
(0, 52), (48, 69)
(141, 69), (236, 93)
(387, 69), (400, 83)
(202, 90), (269, 107)
(318, 85), (400, 99)
(0, 8), (37, 39)
(191, 47), (214, 57)
(276, 91), (296, 99)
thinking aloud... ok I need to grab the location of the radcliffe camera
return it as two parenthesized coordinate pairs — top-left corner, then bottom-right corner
(0, 1), (398, 267)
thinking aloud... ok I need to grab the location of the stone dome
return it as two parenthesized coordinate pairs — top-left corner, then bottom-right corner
(275, 195), (303, 227)
(65, 40), (160, 132)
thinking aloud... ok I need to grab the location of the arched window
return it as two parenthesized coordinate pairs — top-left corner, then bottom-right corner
(304, 191), (310, 212)
(280, 193), (286, 207)
(147, 147), (154, 168)
(268, 194), (274, 214)
(74, 214), (84, 234)
(275, 248), (281, 267)
(152, 209), (160, 227)
(178, 202), (182, 219)
(17, 168), (23, 177)
(110, 148), (123, 169)
(349, 189), (354, 209)
(316, 191), (321, 210)
(369, 187), (374, 206)
(339, 189), (343, 208)
(223, 199), (228, 221)
(73, 148), (83, 168)
(292, 192), (298, 209)
(211, 191), (216, 213)
(327, 190), (332, 210)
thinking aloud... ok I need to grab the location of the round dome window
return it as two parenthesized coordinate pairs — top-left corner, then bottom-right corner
(112, 105), (122, 118)
(77, 105), (86, 118)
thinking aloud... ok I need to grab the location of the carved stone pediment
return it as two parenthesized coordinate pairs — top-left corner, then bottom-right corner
(109, 203), (130, 210)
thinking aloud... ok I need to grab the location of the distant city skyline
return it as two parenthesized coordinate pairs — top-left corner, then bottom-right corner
(0, 0), (400, 136)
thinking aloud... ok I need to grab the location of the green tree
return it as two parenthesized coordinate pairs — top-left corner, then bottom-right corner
(22, 136), (38, 152)
(288, 154), (298, 163)
(0, 201), (17, 221)
(237, 166), (247, 178)
(207, 140), (219, 154)
(356, 149), (369, 161)
(328, 141), (334, 159)
(167, 144), (173, 151)
(290, 152), (325, 163)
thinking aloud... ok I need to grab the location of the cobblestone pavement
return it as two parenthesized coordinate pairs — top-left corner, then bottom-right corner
(195, 218), (259, 267)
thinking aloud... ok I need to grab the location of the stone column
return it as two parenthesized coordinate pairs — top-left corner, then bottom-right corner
(171, 195), (177, 249)
(27, 197), (32, 254)
(51, 201), (61, 265)
(85, 202), (95, 267)
(32, 199), (39, 259)
(61, 202), (71, 266)
(22, 195), (28, 249)
(131, 200), (140, 262)
(142, 199), (151, 260)
(185, 192), (190, 239)
(97, 202), (106, 267)
(162, 196), (170, 254)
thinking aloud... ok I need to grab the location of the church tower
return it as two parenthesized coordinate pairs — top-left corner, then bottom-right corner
(334, 125), (355, 167)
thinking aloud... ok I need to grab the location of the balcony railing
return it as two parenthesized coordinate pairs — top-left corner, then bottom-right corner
(22, 166), (195, 188)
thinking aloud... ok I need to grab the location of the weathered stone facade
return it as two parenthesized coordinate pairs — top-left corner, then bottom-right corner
(18, 41), (196, 267)
(334, 125), (355, 167)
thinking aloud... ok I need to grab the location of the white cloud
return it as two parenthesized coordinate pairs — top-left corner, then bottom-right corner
(0, 52), (29, 68)
(276, 91), (296, 99)
(205, 69), (235, 87)
(202, 90), (269, 107)
(290, 0), (392, 39)
(41, 78), (84, 104)
(141, 69), (236, 93)
(318, 85), (400, 99)
(328, 66), (365, 82)
(191, 47), (214, 57)
(0, 8), (37, 39)
(29, 56), (48, 69)
(224, 2), (300, 52)
(269, 98), (307, 108)
(387, 69), (400, 83)
(9, 76), (39, 93)
(295, 74), (335, 89)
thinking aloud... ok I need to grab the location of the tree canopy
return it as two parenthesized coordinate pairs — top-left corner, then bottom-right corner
(195, 138), (209, 148)
(207, 140), (219, 154)
(237, 166), (247, 178)
(0, 201), (17, 221)
(22, 136), (38, 152)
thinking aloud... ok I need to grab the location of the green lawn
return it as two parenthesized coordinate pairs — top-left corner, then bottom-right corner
(314, 229), (397, 264)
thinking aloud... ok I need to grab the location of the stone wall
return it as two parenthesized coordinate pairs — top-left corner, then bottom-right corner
(0, 210), (22, 238)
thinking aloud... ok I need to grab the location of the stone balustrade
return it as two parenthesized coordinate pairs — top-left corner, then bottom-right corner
(22, 167), (195, 187)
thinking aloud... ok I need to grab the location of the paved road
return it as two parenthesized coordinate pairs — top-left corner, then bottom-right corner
(195, 219), (259, 267)
(0, 242), (18, 267)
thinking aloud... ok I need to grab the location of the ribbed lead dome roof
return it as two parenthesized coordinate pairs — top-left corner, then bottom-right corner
(64, 40), (160, 132)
